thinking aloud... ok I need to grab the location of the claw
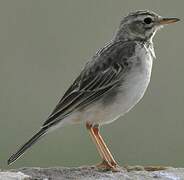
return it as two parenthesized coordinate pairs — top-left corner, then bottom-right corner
(96, 160), (122, 172)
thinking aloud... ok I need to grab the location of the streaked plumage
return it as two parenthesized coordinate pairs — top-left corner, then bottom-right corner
(8, 10), (179, 169)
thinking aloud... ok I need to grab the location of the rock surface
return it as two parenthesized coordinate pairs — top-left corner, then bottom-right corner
(1, 166), (184, 180)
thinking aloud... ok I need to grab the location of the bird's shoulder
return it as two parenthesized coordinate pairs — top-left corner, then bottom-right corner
(83, 40), (138, 75)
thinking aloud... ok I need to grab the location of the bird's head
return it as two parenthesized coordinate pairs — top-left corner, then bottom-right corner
(115, 10), (180, 42)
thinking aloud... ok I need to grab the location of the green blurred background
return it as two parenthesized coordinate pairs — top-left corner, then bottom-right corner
(0, 0), (183, 169)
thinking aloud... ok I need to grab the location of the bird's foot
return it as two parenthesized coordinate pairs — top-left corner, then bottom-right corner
(96, 160), (122, 172)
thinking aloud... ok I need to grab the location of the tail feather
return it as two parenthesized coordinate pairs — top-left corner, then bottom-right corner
(8, 128), (47, 165)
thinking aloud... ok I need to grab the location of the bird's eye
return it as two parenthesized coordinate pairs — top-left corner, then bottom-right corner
(144, 17), (152, 24)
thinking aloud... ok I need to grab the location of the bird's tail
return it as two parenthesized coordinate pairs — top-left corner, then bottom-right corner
(8, 128), (47, 165)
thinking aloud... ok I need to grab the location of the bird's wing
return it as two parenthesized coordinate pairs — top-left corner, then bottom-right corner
(42, 40), (136, 128)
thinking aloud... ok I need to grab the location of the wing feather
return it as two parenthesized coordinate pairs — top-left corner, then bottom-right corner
(42, 40), (136, 127)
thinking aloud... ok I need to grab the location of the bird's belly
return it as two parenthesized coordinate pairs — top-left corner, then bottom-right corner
(110, 67), (151, 120)
(82, 56), (153, 125)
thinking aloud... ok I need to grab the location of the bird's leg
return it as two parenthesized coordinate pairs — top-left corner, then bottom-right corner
(86, 123), (114, 170)
(92, 125), (119, 168)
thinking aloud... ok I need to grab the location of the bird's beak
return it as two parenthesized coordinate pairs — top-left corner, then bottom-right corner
(158, 17), (180, 25)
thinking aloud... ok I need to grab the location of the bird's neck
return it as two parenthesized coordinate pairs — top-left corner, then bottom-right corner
(113, 28), (156, 59)
(113, 26), (154, 43)
(147, 41), (156, 59)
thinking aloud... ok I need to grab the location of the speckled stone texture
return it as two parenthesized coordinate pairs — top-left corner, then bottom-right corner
(1, 166), (184, 180)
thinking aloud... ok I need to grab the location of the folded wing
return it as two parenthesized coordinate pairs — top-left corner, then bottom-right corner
(42, 40), (136, 128)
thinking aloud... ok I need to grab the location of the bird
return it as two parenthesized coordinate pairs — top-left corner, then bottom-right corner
(8, 10), (179, 171)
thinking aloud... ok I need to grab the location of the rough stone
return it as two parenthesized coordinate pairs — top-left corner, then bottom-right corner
(1, 166), (184, 180)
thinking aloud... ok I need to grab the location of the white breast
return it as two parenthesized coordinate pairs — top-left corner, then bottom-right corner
(103, 44), (153, 124)
(118, 44), (153, 113)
